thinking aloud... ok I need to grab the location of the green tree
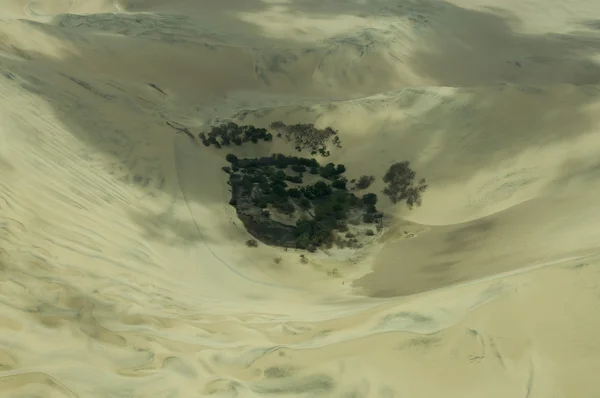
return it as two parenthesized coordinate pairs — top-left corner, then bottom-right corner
(288, 188), (302, 198)
(332, 179), (346, 190)
(356, 175), (375, 189)
(382, 161), (428, 208)
(362, 193), (378, 205)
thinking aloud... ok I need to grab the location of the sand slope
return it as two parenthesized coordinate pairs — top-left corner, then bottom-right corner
(1, 0), (600, 396)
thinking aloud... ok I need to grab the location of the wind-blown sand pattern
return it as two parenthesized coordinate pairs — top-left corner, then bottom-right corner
(1, 0), (600, 396)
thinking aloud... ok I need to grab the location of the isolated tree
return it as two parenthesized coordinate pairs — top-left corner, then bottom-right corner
(382, 161), (428, 208)
(356, 175), (375, 190)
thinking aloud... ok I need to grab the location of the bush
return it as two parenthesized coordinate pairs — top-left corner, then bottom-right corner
(246, 239), (258, 247)
(287, 188), (302, 198)
(362, 193), (378, 206)
(291, 165), (307, 173)
(356, 175), (375, 189)
(285, 175), (303, 184)
(299, 198), (311, 209)
(274, 199), (295, 214)
(226, 153), (238, 163)
(365, 229), (375, 236)
(382, 161), (428, 208)
(269, 122), (341, 157)
(332, 179), (347, 190)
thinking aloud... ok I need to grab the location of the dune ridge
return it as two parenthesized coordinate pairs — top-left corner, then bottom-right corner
(1, 0), (600, 396)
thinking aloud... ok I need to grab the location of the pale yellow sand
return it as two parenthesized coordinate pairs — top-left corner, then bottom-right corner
(1, 0), (600, 396)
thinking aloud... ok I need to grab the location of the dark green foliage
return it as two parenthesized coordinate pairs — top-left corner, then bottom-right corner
(332, 179), (346, 190)
(295, 219), (334, 249)
(365, 204), (377, 214)
(382, 161), (428, 208)
(246, 239), (258, 247)
(304, 181), (332, 198)
(269, 122), (342, 157)
(271, 184), (288, 197)
(274, 170), (287, 181)
(291, 165), (307, 173)
(362, 193), (378, 206)
(310, 167), (319, 175)
(288, 188), (302, 198)
(226, 151), (386, 251)
(356, 175), (375, 189)
(226, 153), (238, 164)
(200, 122), (274, 148)
(299, 197), (311, 209)
(285, 175), (303, 184)
(319, 162), (346, 180)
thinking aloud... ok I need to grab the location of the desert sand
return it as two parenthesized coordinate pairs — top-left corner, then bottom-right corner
(1, 0), (600, 396)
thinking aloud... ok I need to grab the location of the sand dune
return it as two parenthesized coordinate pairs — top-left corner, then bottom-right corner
(1, 0), (600, 396)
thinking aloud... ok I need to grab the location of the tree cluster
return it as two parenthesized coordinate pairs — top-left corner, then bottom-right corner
(382, 161), (428, 208)
(269, 121), (342, 157)
(225, 153), (381, 251)
(200, 122), (273, 147)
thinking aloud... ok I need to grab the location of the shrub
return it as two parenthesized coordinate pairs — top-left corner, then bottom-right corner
(365, 229), (375, 236)
(226, 153), (238, 163)
(299, 198), (311, 209)
(382, 161), (428, 208)
(356, 175), (375, 189)
(291, 165), (307, 173)
(285, 175), (303, 184)
(288, 188), (302, 198)
(269, 122), (341, 157)
(246, 239), (258, 247)
(332, 179), (347, 190)
(362, 193), (378, 206)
